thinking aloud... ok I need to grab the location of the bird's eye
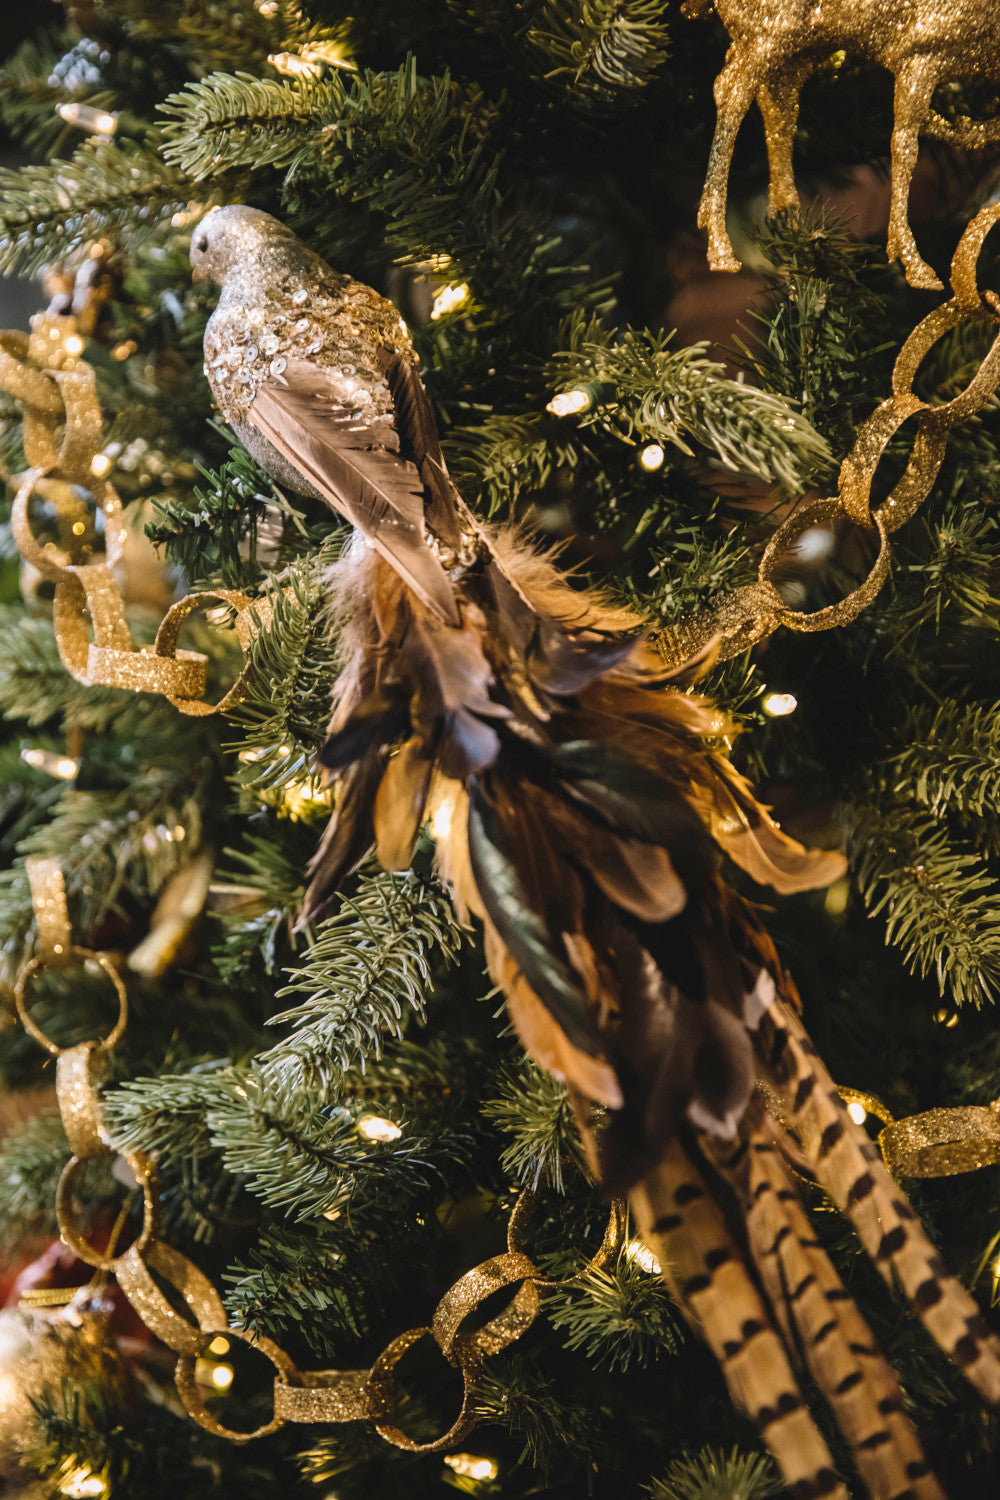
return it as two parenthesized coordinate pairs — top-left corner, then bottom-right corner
(194, 235), (209, 254)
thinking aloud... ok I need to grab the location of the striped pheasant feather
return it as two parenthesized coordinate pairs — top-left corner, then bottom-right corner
(758, 1002), (1000, 1406)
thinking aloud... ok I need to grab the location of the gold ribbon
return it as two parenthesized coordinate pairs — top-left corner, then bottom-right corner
(659, 202), (1000, 665)
(14, 860), (628, 1450)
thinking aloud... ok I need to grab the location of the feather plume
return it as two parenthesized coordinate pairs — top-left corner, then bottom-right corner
(243, 335), (1000, 1500)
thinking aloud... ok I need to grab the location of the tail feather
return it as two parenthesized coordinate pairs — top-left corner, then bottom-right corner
(629, 1141), (849, 1500)
(760, 1001), (1000, 1406)
(710, 1122), (946, 1500)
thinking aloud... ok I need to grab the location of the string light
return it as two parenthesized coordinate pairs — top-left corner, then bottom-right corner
(21, 749), (79, 780)
(90, 454), (112, 477)
(268, 43), (355, 78)
(58, 1469), (107, 1499)
(933, 1008), (960, 1029)
(443, 1454), (499, 1482)
(624, 1239), (662, 1275)
(63, 334), (85, 356)
(638, 442), (665, 471)
(546, 388), (592, 417)
(847, 1101), (868, 1126)
(761, 691), (798, 717)
(358, 1115), (403, 1143)
(430, 283), (470, 320)
(208, 1336), (230, 1355)
(57, 103), (117, 135)
(268, 51), (323, 78)
(211, 1362), (234, 1390)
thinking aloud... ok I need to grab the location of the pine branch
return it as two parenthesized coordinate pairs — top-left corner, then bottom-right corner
(524, 0), (670, 108)
(851, 804), (1000, 1007)
(225, 545), (346, 795)
(0, 608), (131, 730)
(887, 700), (1000, 820)
(545, 1253), (683, 1372)
(0, 137), (200, 277)
(161, 61), (603, 322)
(481, 1059), (586, 1191)
(473, 1358), (612, 1477)
(645, 1446), (782, 1500)
(0, 1110), (72, 1250)
(742, 214), (895, 459)
(549, 313), (834, 490)
(264, 868), (465, 1090)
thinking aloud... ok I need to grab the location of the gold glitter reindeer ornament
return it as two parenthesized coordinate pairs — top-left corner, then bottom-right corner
(688, 0), (1000, 288)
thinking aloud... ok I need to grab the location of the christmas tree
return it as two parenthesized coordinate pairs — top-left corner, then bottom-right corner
(2, 3), (1000, 1497)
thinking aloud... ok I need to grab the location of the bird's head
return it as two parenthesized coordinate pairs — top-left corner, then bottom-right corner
(189, 204), (294, 285)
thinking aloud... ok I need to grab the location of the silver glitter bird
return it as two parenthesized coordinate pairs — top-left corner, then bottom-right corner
(194, 206), (1000, 1500)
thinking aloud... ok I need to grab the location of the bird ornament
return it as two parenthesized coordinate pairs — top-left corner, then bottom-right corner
(193, 205), (1000, 1500)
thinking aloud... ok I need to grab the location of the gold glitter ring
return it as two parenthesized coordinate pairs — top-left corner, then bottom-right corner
(56, 1145), (159, 1270)
(879, 1103), (1000, 1178)
(26, 855), (71, 957)
(432, 1249), (541, 1363)
(370, 1327), (478, 1453)
(15, 946), (128, 1056)
(273, 1368), (375, 1424)
(175, 1327), (298, 1442)
(56, 1042), (110, 1158)
(116, 1241), (228, 1356)
(154, 589), (255, 716)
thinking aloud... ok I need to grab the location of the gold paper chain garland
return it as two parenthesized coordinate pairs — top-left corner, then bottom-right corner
(15, 857), (627, 1449)
(0, 317), (262, 716)
(837, 1085), (1000, 1179)
(661, 202), (1000, 665)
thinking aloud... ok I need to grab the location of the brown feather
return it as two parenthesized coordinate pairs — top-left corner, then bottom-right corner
(252, 362), (461, 624)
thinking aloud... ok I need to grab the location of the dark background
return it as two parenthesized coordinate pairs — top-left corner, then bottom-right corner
(0, 1), (63, 329)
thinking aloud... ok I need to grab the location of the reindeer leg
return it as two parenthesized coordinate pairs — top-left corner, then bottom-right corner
(758, 66), (803, 218)
(888, 53), (944, 290)
(698, 46), (762, 273)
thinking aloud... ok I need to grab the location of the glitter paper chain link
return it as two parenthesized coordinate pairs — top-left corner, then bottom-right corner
(15, 859), (627, 1448)
(660, 202), (1000, 666)
(0, 318), (260, 715)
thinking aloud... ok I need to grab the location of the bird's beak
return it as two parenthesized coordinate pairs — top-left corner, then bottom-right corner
(191, 265), (206, 284)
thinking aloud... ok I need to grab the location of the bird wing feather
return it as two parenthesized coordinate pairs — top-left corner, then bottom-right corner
(251, 359), (461, 625)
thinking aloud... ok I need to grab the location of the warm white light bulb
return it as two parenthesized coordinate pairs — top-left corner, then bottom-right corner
(58, 103), (117, 134)
(847, 1101), (867, 1126)
(624, 1239), (662, 1275)
(63, 333), (85, 356)
(430, 283), (470, 320)
(90, 453), (112, 477)
(761, 691), (798, 717)
(59, 1470), (107, 1499)
(444, 1454), (499, 1481)
(638, 442), (665, 471)
(358, 1115), (402, 1142)
(211, 1362), (234, 1390)
(546, 389), (591, 417)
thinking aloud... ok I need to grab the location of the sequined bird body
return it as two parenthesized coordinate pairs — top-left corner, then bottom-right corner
(195, 206), (1000, 1499)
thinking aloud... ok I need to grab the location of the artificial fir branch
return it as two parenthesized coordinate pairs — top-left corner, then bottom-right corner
(544, 1253), (683, 1371)
(481, 1059), (586, 1191)
(549, 314), (834, 488)
(851, 803), (1000, 1007)
(266, 867), (466, 1088)
(0, 138), (200, 277)
(645, 1446), (781, 1500)
(522, 0), (671, 108)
